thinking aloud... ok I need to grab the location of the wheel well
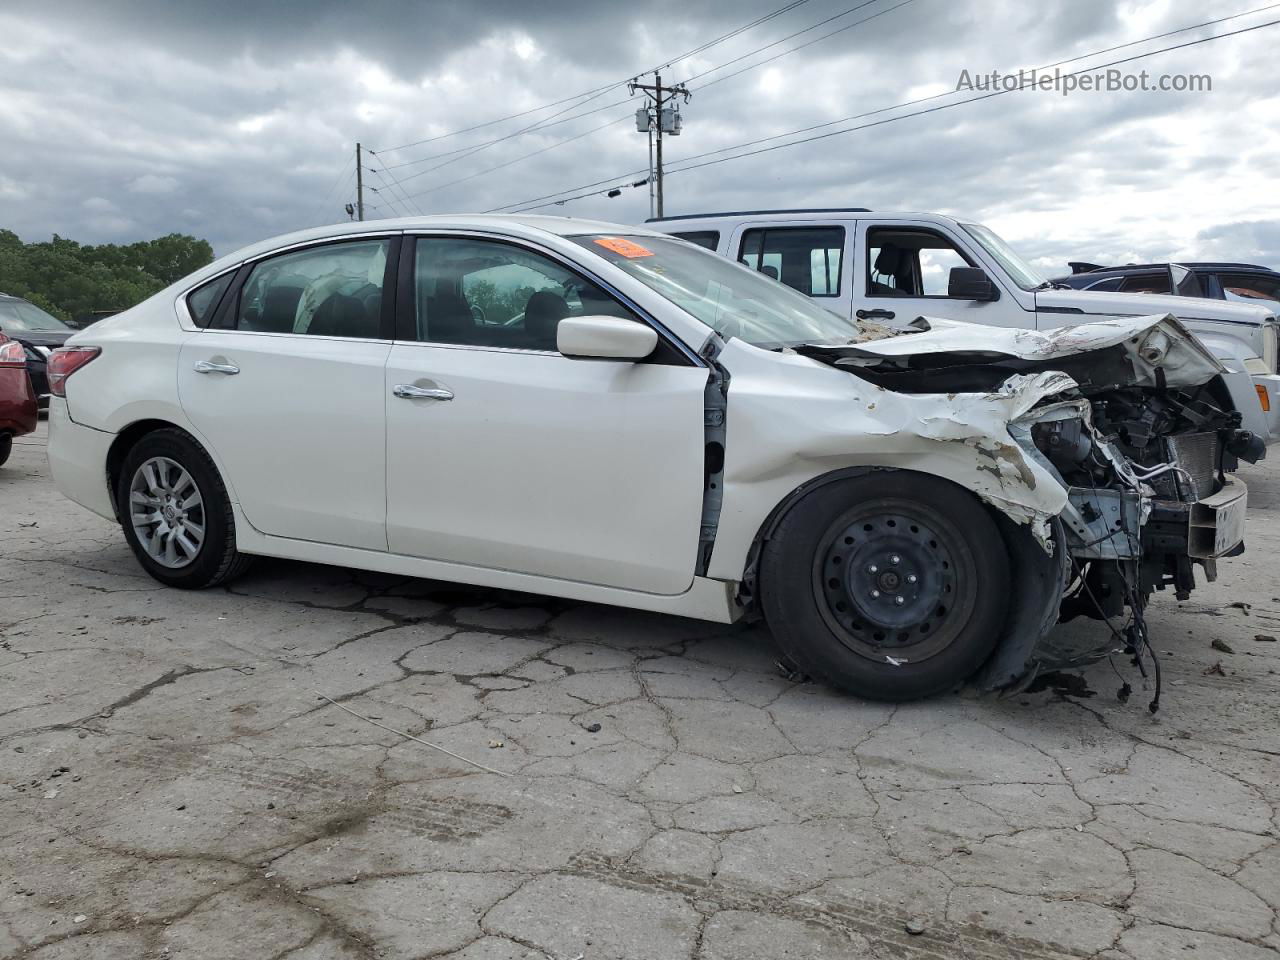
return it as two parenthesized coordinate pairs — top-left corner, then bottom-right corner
(105, 419), (189, 514)
(736, 466), (1019, 614)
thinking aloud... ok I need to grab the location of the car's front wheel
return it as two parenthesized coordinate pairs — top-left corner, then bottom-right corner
(116, 428), (252, 589)
(760, 471), (1010, 701)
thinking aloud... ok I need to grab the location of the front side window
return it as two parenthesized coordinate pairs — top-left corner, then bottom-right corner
(866, 227), (974, 298)
(186, 273), (233, 327)
(738, 227), (843, 296)
(235, 239), (390, 338)
(0, 298), (72, 333)
(413, 236), (635, 350)
(572, 233), (855, 348)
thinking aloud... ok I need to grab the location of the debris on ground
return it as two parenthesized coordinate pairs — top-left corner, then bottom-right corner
(1025, 671), (1096, 698)
(1254, 634), (1277, 643)
(1210, 639), (1235, 654)
(1203, 661), (1228, 676)
(488, 739), (504, 749)
(1228, 601), (1251, 613)
(905, 918), (926, 935)
(583, 723), (602, 733)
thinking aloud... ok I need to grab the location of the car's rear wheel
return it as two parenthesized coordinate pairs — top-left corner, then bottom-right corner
(0, 434), (11, 467)
(760, 472), (1010, 701)
(116, 428), (252, 589)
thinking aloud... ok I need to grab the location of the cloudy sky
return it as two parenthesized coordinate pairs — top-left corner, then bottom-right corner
(2, 0), (1279, 275)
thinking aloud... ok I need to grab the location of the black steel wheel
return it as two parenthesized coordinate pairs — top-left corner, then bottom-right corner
(761, 471), (1011, 701)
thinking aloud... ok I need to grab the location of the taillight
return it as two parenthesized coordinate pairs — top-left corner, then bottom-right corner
(47, 346), (101, 397)
(0, 339), (25, 368)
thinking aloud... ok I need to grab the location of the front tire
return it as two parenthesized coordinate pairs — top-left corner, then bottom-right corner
(116, 428), (252, 589)
(760, 472), (1010, 701)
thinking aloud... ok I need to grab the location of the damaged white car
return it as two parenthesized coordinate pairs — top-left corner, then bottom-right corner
(46, 217), (1262, 702)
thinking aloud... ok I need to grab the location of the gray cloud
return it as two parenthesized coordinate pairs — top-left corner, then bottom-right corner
(2, 0), (1277, 274)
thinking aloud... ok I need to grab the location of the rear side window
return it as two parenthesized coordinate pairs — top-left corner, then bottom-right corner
(671, 230), (719, 251)
(234, 239), (391, 339)
(1217, 272), (1280, 307)
(738, 227), (843, 296)
(186, 273), (233, 328)
(1118, 273), (1171, 295)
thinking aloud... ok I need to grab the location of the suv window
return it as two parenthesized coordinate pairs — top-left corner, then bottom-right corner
(1082, 276), (1124, 292)
(186, 273), (233, 327)
(1118, 273), (1171, 295)
(867, 227), (974, 297)
(738, 227), (843, 297)
(671, 230), (719, 251)
(235, 239), (390, 338)
(1217, 272), (1280, 309)
(413, 236), (636, 351)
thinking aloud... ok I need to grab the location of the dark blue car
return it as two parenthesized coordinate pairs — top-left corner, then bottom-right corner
(1052, 261), (1280, 309)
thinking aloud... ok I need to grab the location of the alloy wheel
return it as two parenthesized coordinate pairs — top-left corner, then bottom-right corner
(128, 456), (206, 569)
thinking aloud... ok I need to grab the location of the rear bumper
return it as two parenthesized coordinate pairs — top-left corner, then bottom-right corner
(47, 398), (117, 521)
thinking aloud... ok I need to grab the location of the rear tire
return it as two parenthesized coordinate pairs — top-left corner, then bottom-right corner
(760, 471), (1010, 701)
(116, 428), (253, 589)
(0, 434), (11, 467)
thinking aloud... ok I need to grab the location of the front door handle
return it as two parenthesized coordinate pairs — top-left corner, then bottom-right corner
(393, 384), (453, 401)
(856, 308), (896, 321)
(193, 359), (240, 375)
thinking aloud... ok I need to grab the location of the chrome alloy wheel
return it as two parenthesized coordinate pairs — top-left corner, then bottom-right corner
(128, 456), (206, 569)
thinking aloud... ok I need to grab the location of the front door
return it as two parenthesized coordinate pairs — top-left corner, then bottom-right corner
(853, 220), (1030, 329)
(384, 234), (708, 595)
(177, 236), (396, 551)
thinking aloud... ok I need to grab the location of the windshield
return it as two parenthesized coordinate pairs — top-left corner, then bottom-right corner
(0, 299), (72, 333)
(570, 234), (856, 347)
(960, 223), (1046, 291)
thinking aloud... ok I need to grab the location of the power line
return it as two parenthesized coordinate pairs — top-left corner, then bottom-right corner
(309, 154), (356, 223)
(665, 12), (1280, 176)
(372, 0), (815, 156)
(484, 7), (1280, 215)
(682, 0), (884, 85)
(397, 115), (632, 204)
(692, 0), (917, 92)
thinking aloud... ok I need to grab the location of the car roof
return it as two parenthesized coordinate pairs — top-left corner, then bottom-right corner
(1069, 262), (1276, 275)
(644, 209), (965, 227)
(187, 214), (675, 288)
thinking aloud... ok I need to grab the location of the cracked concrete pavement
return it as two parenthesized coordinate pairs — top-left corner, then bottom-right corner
(2, 421), (1278, 959)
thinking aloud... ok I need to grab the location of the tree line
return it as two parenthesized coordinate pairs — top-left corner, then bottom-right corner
(0, 229), (214, 323)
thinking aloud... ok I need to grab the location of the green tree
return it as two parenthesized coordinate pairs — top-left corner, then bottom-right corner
(0, 229), (214, 322)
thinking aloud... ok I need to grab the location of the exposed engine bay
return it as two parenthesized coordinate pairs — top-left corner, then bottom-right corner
(795, 314), (1263, 706)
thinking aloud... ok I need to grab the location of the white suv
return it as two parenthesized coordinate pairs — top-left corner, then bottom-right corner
(647, 209), (1280, 443)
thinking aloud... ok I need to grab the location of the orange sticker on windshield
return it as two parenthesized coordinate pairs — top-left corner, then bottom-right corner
(594, 236), (654, 258)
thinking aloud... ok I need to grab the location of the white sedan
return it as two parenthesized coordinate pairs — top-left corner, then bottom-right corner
(47, 216), (1253, 700)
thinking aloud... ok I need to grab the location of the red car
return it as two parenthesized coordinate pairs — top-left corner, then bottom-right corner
(0, 333), (38, 467)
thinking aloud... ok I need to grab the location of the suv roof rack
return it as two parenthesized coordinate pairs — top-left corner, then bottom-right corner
(646, 207), (871, 223)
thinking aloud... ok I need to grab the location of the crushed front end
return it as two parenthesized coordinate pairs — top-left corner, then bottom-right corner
(798, 313), (1263, 696)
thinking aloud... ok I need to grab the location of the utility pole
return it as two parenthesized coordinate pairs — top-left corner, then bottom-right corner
(630, 73), (689, 218)
(355, 142), (365, 221)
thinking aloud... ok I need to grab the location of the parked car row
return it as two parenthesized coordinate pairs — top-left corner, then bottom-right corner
(0, 292), (77, 406)
(43, 215), (1260, 702)
(0, 333), (38, 467)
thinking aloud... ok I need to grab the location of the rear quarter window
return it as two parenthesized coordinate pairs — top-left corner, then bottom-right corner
(186, 273), (234, 328)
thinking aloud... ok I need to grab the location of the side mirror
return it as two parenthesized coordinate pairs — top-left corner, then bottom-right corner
(557, 315), (658, 361)
(949, 266), (1000, 301)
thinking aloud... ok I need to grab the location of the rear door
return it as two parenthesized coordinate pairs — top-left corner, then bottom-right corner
(177, 235), (397, 551)
(852, 220), (1029, 329)
(383, 233), (708, 594)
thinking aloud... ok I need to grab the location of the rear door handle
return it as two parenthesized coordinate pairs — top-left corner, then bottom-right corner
(393, 384), (453, 401)
(856, 309), (896, 321)
(193, 360), (240, 375)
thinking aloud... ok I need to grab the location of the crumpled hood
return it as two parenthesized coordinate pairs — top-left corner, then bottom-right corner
(825, 313), (1225, 390)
